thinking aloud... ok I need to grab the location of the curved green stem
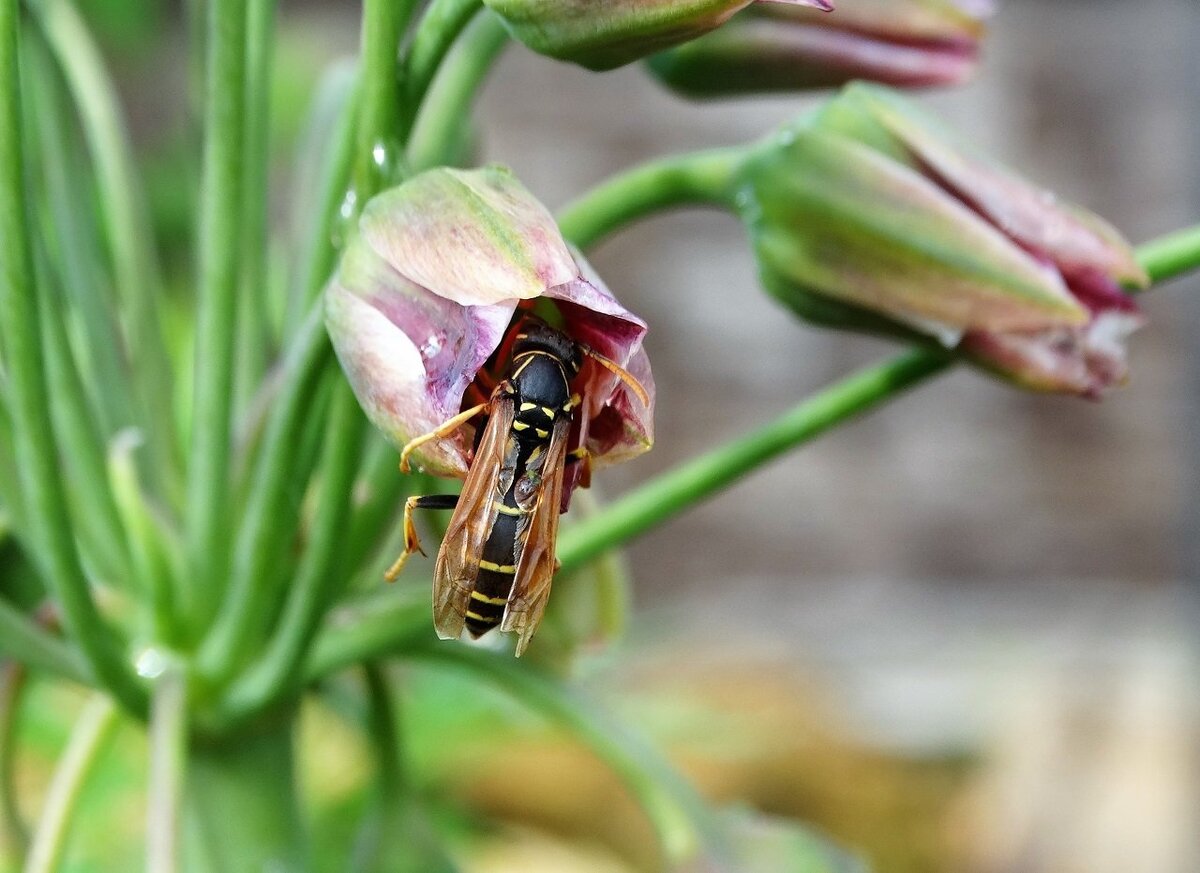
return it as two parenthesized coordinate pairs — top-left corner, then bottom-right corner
(0, 601), (88, 685)
(0, 663), (28, 863)
(23, 694), (119, 873)
(24, 32), (132, 438)
(559, 349), (951, 572)
(288, 64), (358, 331)
(147, 669), (188, 873)
(37, 255), (132, 586)
(236, 0), (280, 410)
(1138, 223), (1200, 285)
(0, 0), (145, 715)
(363, 663), (405, 798)
(307, 588), (432, 683)
(354, 0), (418, 197)
(217, 384), (366, 725)
(558, 149), (744, 248)
(410, 646), (720, 867)
(196, 313), (331, 684)
(344, 438), (432, 581)
(351, 663), (463, 873)
(186, 718), (308, 873)
(108, 434), (181, 644)
(401, 0), (482, 133)
(185, 0), (249, 629)
(407, 11), (510, 171)
(29, 0), (177, 499)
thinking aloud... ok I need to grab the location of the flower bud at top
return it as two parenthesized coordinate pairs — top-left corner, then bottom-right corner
(733, 83), (1148, 398)
(482, 0), (833, 71)
(649, 0), (992, 97)
(325, 165), (653, 479)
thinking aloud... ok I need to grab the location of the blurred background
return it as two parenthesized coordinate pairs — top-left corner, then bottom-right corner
(45, 0), (1200, 870)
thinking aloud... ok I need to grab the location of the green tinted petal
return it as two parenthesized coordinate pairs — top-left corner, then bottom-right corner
(361, 165), (579, 307)
(742, 128), (1088, 336)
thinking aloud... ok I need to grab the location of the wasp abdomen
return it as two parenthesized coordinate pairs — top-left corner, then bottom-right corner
(465, 491), (525, 637)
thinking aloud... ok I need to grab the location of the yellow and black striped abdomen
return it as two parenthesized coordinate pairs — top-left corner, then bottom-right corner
(465, 493), (524, 637)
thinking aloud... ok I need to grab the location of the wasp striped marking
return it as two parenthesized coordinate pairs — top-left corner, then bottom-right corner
(471, 590), (508, 606)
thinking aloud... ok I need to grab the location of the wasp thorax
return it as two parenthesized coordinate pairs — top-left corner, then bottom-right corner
(511, 321), (581, 375)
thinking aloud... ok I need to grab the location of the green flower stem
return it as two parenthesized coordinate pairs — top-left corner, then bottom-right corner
(37, 256), (131, 586)
(109, 435), (181, 643)
(401, 0), (483, 132)
(300, 119), (353, 299)
(362, 664), (405, 799)
(0, 0), (145, 715)
(186, 719), (308, 873)
(22, 83), (131, 583)
(185, 0), (249, 628)
(343, 439), (430, 579)
(354, 0), (417, 197)
(307, 587), (432, 683)
(1138, 223), (1200, 285)
(356, 663), (461, 873)
(356, 663), (456, 873)
(236, 0), (279, 409)
(0, 664), (28, 862)
(407, 11), (510, 171)
(558, 350), (951, 573)
(217, 384), (366, 725)
(147, 669), (187, 873)
(30, 0), (178, 500)
(23, 694), (119, 873)
(284, 62), (356, 337)
(409, 646), (720, 867)
(0, 601), (87, 685)
(557, 149), (744, 248)
(196, 313), (332, 683)
(0, 402), (27, 530)
(24, 35), (132, 437)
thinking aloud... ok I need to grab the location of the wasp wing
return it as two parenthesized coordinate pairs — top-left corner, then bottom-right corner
(501, 415), (570, 656)
(431, 396), (517, 641)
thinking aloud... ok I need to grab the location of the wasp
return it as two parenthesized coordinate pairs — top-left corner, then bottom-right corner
(385, 317), (648, 656)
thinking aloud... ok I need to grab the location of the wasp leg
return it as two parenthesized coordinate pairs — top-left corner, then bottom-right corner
(384, 494), (460, 582)
(398, 403), (487, 473)
(565, 446), (593, 489)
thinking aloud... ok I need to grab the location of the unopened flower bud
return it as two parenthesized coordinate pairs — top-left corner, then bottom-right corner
(649, 0), (992, 96)
(735, 83), (1147, 397)
(483, 0), (833, 71)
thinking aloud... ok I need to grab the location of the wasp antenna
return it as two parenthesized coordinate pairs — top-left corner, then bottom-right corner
(580, 346), (650, 407)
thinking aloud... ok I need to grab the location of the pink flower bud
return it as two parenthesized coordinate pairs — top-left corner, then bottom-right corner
(650, 0), (992, 95)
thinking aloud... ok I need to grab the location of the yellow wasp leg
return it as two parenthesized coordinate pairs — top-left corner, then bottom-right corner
(384, 494), (459, 581)
(398, 403), (487, 473)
